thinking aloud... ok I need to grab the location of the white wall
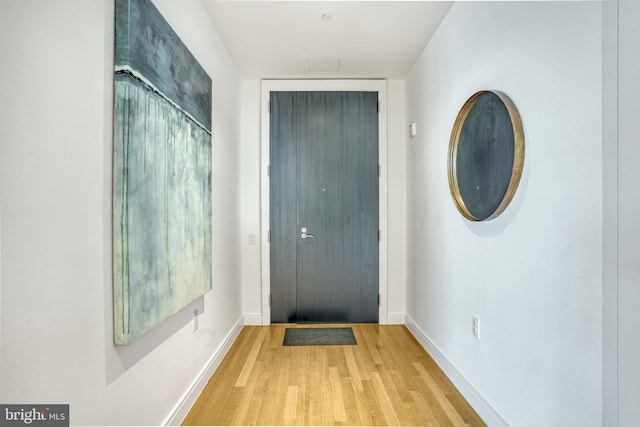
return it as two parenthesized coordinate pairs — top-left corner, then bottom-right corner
(0, 0), (243, 425)
(239, 80), (263, 324)
(385, 79), (408, 322)
(405, 2), (602, 426)
(616, 0), (640, 425)
(387, 79), (408, 324)
(239, 79), (407, 324)
(602, 0), (618, 424)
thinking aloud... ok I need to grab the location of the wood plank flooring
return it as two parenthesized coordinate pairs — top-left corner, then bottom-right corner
(182, 324), (486, 426)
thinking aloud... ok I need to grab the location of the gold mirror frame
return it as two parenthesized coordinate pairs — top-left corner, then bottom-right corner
(447, 90), (525, 221)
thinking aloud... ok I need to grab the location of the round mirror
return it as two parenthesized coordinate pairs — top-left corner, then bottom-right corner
(448, 90), (524, 221)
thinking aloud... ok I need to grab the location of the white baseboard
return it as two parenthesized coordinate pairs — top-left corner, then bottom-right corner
(404, 315), (510, 427)
(163, 316), (244, 426)
(387, 312), (406, 325)
(243, 313), (263, 325)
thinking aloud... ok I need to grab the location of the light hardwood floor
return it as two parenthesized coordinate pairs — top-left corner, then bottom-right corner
(182, 324), (486, 426)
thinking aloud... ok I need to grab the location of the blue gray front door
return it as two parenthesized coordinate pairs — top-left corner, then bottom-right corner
(269, 91), (379, 323)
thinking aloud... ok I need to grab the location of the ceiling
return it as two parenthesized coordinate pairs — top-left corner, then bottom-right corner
(202, 1), (453, 79)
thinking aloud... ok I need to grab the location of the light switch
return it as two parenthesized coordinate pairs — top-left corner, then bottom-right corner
(409, 122), (417, 137)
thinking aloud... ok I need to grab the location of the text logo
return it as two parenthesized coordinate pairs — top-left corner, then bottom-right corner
(0, 405), (68, 427)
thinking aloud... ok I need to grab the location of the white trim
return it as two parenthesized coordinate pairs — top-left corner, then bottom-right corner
(0, 188), (2, 363)
(163, 317), (244, 426)
(602, 1), (619, 425)
(243, 313), (263, 326)
(404, 315), (510, 427)
(387, 312), (406, 325)
(260, 79), (389, 325)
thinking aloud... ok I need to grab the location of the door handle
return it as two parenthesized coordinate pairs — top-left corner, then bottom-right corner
(301, 227), (315, 239)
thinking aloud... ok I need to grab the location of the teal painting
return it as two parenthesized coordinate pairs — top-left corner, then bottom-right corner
(113, 0), (212, 345)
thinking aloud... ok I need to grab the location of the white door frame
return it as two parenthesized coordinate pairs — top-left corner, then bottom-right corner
(260, 79), (389, 325)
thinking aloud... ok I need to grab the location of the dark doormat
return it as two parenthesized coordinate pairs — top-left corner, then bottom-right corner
(283, 327), (357, 346)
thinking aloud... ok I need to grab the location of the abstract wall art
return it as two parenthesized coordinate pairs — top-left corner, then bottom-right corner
(113, 0), (212, 345)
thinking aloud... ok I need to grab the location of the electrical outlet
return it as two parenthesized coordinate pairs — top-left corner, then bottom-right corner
(472, 316), (480, 339)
